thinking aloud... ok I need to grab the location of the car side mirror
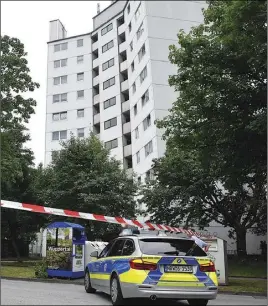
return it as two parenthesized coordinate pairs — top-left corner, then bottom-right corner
(90, 251), (99, 258)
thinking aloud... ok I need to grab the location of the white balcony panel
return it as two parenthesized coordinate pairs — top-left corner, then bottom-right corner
(124, 144), (132, 157)
(120, 60), (128, 72)
(122, 100), (130, 113)
(93, 58), (99, 69)
(121, 79), (129, 92)
(93, 94), (100, 105)
(92, 41), (98, 51)
(93, 75), (99, 87)
(123, 121), (131, 134)
(119, 41), (127, 53)
(126, 168), (133, 178)
(118, 24), (125, 35)
(94, 113), (100, 124)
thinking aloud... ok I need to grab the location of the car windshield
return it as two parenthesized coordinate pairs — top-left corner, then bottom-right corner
(138, 238), (207, 256)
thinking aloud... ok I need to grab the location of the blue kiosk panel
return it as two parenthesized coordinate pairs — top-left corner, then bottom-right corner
(46, 222), (86, 279)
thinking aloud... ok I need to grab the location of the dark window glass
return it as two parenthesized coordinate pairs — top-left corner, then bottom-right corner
(108, 239), (125, 257)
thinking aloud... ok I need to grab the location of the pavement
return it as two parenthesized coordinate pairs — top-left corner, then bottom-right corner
(1, 279), (267, 305)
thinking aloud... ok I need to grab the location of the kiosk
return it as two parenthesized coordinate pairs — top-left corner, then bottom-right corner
(45, 222), (86, 279)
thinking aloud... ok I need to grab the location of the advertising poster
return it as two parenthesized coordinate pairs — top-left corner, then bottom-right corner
(72, 244), (84, 272)
(46, 227), (72, 270)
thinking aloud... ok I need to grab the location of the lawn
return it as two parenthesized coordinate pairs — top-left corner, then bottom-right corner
(219, 279), (267, 294)
(1, 266), (36, 278)
(228, 257), (267, 278)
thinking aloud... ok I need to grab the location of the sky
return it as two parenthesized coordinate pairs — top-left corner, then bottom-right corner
(1, 0), (111, 166)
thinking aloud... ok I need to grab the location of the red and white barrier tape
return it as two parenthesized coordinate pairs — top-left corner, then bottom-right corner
(0, 200), (213, 238)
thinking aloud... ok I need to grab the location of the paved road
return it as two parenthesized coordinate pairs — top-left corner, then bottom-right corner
(1, 279), (267, 305)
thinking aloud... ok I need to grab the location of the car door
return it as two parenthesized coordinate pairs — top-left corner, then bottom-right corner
(90, 241), (114, 288)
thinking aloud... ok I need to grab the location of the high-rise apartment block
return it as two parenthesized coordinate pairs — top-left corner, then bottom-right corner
(45, 1), (204, 183)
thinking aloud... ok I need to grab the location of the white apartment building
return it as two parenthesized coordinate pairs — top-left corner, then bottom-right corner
(45, 0), (205, 183)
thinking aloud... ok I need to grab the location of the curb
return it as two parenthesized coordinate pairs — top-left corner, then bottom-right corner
(2, 277), (267, 297)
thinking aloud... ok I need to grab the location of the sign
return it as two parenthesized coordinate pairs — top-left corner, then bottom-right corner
(72, 244), (84, 272)
(46, 227), (72, 271)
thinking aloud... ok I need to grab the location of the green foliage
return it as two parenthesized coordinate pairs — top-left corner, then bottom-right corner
(34, 259), (48, 279)
(141, 0), (266, 256)
(35, 135), (137, 240)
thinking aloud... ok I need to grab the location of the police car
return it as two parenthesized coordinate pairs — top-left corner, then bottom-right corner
(84, 228), (218, 305)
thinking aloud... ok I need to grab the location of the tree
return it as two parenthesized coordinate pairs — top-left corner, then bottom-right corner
(1, 35), (42, 259)
(141, 0), (266, 256)
(35, 136), (137, 240)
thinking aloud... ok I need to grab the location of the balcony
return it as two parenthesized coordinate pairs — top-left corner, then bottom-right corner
(121, 79), (129, 92)
(126, 168), (133, 178)
(124, 144), (132, 157)
(93, 75), (99, 87)
(119, 41), (127, 53)
(118, 23), (125, 35)
(120, 60), (127, 72)
(94, 113), (100, 124)
(92, 41), (98, 52)
(123, 121), (131, 134)
(93, 58), (99, 69)
(122, 100), (130, 113)
(93, 94), (100, 105)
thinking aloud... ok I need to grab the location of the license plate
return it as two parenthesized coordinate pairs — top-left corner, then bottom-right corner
(165, 265), (193, 273)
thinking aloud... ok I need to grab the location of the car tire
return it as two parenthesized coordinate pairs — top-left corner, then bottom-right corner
(188, 299), (208, 306)
(110, 274), (124, 306)
(84, 270), (96, 294)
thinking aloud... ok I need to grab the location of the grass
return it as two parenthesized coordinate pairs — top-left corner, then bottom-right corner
(228, 257), (267, 278)
(1, 266), (36, 278)
(219, 279), (267, 294)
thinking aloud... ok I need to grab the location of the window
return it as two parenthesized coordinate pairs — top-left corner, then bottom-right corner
(54, 42), (68, 52)
(134, 127), (139, 139)
(141, 89), (149, 106)
(53, 75), (67, 85)
(104, 117), (117, 130)
(143, 114), (151, 130)
(77, 39), (83, 47)
(128, 22), (132, 33)
(102, 40), (114, 53)
(127, 4), (130, 14)
(77, 90), (84, 99)
(103, 77), (115, 90)
(53, 93), (67, 103)
(99, 241), (114, 258)
(134, 104), (137, 116)
(54, 60), (60, 68)
(145, 169), (154, 182)
(104, 97), (116, 109)
(77, 109), (84, 118)
(138, 44), (146, 62)
(138, 238), (207, 257)
(140, 66), (147, 83)
(130, 41), (133, 52)
(145, 140), (153, 157)
(109, 239), (125, 257)
(136, 151), (140, 164)
(132, 82), (136, 94)
(131, 61), (135, 72)
(77, 55), (84, 63)
(101, 23), (113, 36)
(77, 72), (84, 81)
(52, 130), (67, 141)
(52, 111), (67, 121)
(77, 128), (84, 138)
(137, 22), (144, 40)
(135, 4), (141, 21)
(105, 138), (118, 150)
(102, 58), (114, 71)
(54, 59), (67, 68)
(122, 239), (135, 256)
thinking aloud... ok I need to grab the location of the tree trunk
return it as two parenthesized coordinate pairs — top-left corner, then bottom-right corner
(235, 228), (247, 257)
(11, 236), (22, 262)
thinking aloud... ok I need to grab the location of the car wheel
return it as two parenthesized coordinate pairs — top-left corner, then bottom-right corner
(110, 274), (124, 306)
(188, 299), (208, 306)
(84, 270), (96, 293)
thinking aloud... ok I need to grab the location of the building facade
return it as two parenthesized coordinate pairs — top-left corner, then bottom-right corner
(45, 0), (205, 184)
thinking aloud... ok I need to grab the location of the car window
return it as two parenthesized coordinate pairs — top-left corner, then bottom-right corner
(138, 238), (207, 256)
(98, 241), (114, 258)
(108, 239), (125, 257)
(122, 239), (135, 256)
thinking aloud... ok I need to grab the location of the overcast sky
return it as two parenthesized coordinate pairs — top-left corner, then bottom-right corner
(1, 1), (110, 166)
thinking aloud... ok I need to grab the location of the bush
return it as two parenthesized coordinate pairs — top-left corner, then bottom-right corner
(34, 259), (48, 278)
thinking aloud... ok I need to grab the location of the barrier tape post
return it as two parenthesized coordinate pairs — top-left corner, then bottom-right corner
(0, 200), (214, 238)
